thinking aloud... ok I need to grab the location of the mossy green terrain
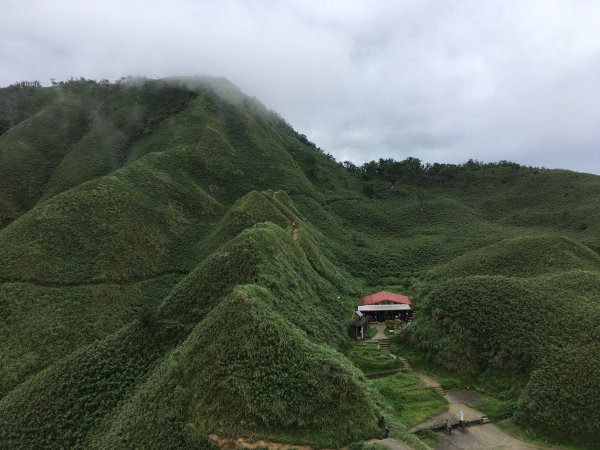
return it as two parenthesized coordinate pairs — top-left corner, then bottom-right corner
(0, 77), (599, 448)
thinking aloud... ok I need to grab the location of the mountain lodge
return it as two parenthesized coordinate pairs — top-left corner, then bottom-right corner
(358, 291), (412, 322)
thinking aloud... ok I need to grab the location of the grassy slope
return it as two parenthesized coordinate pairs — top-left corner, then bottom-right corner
(0, 274), (181, 398)
(0, 77), (599, 448)
(0, 81), (377, 446)
(402, 250), (600, 445)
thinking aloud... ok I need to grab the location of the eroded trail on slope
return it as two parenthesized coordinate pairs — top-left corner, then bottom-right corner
(208, 434), (314, 450)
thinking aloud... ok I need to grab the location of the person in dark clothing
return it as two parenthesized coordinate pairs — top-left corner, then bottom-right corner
(384, 426), (391, 438)
(444, 418), (452, 435)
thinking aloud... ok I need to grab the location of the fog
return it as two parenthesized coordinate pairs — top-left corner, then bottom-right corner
(2, 0), (600, 173)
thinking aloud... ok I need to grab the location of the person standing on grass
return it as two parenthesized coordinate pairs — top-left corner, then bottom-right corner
(384, 426), (391, 438)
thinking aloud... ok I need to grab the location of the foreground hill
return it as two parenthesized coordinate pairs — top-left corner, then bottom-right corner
(0, 77), (598, 448)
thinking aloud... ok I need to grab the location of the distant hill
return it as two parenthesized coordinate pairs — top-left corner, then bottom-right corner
(0, 77), (598, 448)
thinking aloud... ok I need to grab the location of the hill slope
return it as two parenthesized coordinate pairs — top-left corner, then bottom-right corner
(0, 77), (599, 448)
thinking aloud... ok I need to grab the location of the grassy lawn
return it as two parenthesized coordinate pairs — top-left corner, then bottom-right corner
(395, 348), (468, 390)
(414, 429), (441, 447)
(346, 344), (403, 375)
(477, 394), (515, 421)
(373, 371), (448, 429)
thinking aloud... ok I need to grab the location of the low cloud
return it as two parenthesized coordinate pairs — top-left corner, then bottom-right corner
(2, 0), (600, 173)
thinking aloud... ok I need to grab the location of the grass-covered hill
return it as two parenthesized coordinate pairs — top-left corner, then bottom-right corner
(0, 77), (599, 448)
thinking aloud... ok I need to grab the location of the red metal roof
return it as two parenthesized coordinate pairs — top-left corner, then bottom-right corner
(360, 291), (413, 306)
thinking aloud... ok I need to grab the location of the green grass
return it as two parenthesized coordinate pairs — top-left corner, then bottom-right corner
(1, 76), (600, 448)
(364, 325), (378, 339)
(346, 344), (403, 375)
(373, 372), (448, 429)
(413, 429), (440, 447)
(0, 274), (181, 397)
(477, 394), (515, 421)
(394, 349), (468, 391)
(496, 419), (593, 450)
(401, 269), (600, 444)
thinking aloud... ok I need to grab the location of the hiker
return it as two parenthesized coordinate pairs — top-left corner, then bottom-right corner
(444, 418), (452, 435)
(384, 425), (391, 438)
(458, 410), (465, 430)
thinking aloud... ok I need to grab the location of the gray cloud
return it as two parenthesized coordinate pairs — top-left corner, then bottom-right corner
(2, 0), (600, 173)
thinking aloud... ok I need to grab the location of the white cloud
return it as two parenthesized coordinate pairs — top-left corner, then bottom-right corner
(1, 0), (600, 173)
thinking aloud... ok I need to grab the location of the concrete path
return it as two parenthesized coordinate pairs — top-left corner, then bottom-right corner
(370, 322), (388, 340)
(432, 424), (543, 450)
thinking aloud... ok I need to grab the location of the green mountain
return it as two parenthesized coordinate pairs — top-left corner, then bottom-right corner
(0, 77), (598, 448)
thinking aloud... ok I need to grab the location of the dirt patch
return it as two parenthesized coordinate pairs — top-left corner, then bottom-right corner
(208, 434), (314, 450)
(366, 437), (413, 450)
(415, 373), (440, 389)
(447, 389), (483, 408)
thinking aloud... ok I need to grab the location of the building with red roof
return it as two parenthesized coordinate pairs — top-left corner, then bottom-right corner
(358, 291), (412, 322)
(360, 291), (412, 306)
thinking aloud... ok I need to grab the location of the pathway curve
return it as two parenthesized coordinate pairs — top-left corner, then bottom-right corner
(396, 356), (553, 449)
(369, 323), (553, 449)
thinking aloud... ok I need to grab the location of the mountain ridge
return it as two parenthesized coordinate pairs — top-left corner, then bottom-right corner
(0, 76), (598, 448)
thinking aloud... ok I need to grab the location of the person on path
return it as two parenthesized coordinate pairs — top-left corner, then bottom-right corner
(444, 418), (452, 435)
(458, 410), (465, 430)
(384, 426), (391, 438)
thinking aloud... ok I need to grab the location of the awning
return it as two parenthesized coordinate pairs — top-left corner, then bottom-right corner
(358, 304), (411, 312)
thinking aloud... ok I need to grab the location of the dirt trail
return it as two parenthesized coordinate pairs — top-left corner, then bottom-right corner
(410, 373), (546, 449)
(368, 323), (553, 449)
(208, 434), (314, 450)
(366, 437), (413, 449)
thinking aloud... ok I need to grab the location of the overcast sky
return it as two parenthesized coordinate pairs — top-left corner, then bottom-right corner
(2, 0), (600, 174)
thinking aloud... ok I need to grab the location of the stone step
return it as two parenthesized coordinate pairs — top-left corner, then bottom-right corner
(398, 360), (414, 371)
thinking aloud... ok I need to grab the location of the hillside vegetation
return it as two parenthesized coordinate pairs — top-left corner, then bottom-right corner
(0, 77), (598, 448)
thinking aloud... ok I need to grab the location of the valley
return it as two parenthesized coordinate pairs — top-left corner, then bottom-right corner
(0, 77), (598, 449)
